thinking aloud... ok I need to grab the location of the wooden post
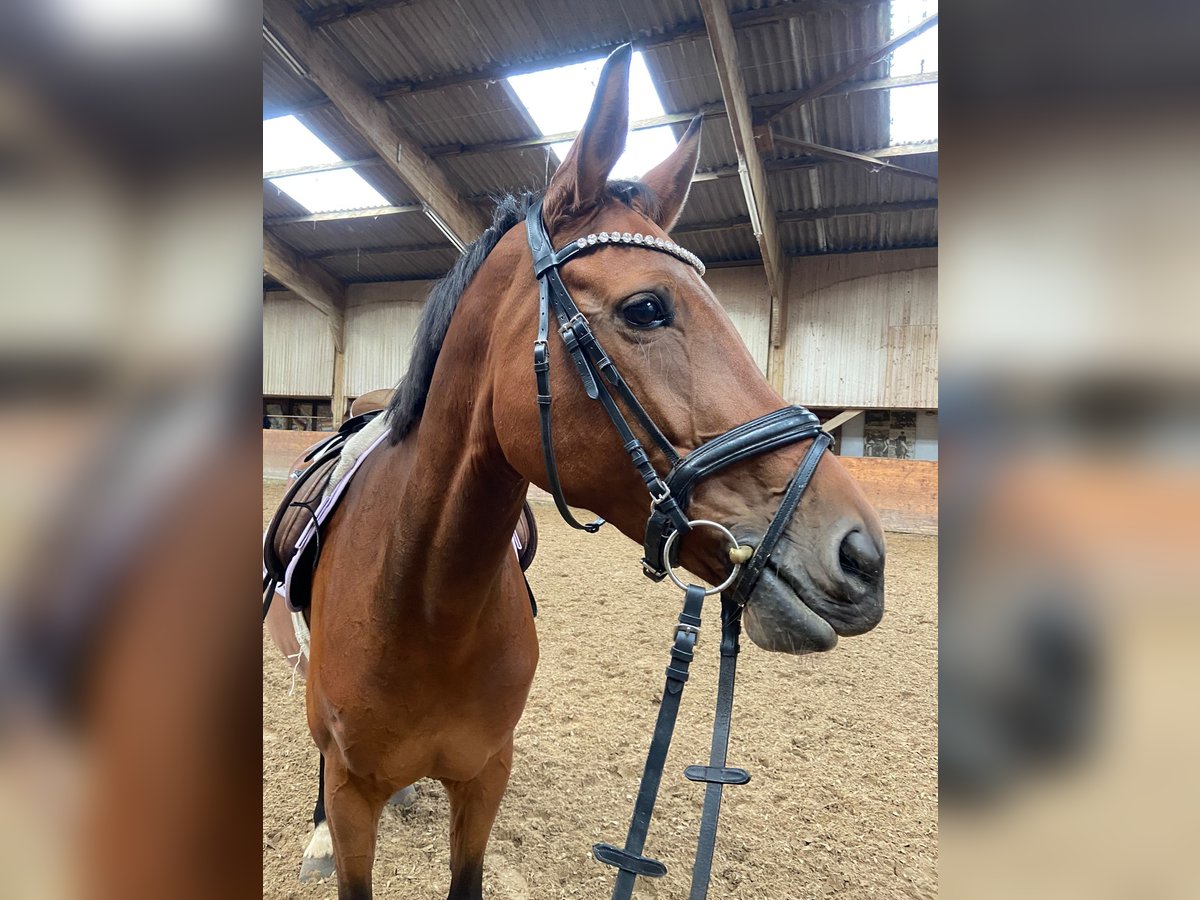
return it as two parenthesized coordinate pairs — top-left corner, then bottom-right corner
(331, 344), (347, 428)
(699, 0), (790, 395)
(822, 408), (864, 433)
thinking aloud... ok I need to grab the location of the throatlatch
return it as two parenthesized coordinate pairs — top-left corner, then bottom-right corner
(525, 200), (833, 898)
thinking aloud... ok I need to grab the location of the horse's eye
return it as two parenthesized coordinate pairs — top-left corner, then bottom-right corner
(621, 295), (670, 329)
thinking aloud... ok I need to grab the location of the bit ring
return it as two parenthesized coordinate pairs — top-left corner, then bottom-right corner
(662, 520), (742, 596)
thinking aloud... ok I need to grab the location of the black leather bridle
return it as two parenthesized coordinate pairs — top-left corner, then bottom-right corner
(526, 200), (833, 898)
(526, 199), (831, 607)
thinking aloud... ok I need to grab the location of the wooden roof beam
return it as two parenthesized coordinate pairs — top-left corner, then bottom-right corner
(263, 0), (487, 248)
(263, 229), (347, 351)
(303, 0), (419, 28)
(766, 13), (938, 125)
(699, 0), (790, 390)
(770, 133), (938, 183)
(288, 200), (939, 259)
(264, 204), (423, 226)
(261, 139), (935, 186)
(673, 198), (939, 236)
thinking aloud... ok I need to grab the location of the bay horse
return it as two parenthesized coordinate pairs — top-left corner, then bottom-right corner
(265, 396), (537, 882)
(301, 45), (884, 899)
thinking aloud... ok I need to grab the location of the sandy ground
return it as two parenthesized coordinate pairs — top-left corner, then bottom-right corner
(263, 480), (937, 899)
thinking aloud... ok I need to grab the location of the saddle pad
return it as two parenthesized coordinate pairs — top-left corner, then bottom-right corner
(264, 411), (541, 623)
(280, 428), (390, 612)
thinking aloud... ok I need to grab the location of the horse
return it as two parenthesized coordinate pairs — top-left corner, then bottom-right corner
(298, 45), (885, 899)
(265, 393), (537, 882)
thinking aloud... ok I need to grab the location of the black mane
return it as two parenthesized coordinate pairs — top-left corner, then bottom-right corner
(384, 181), (656, 444)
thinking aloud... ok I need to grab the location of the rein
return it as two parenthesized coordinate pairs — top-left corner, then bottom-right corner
(526, 200), (832, 898)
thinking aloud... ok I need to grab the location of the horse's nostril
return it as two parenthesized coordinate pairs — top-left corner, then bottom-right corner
(838, 529), (884, 587)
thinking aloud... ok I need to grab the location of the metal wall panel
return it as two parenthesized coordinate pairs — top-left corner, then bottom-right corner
(265, 246), (937, 409)
(344, 281), (433, 396)
(263, 292), (335, 396)
(705, 267), (770, 374)
(782, 249), (938, 409)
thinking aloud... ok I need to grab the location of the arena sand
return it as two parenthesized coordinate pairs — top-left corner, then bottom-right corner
(263, 481), (937, 899)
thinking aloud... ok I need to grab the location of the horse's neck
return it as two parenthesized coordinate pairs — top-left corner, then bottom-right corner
(366, 364), (526, 630)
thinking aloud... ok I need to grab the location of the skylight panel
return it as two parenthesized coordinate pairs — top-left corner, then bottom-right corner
(508, 51), (680, 180)
(263, 115), (338, 172)
(888, 0), (938, 145)
(263, 115), (388, 213)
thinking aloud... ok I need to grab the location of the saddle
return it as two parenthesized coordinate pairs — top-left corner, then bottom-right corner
(263, 403), (539, 616)
(263, 411), (381, 612)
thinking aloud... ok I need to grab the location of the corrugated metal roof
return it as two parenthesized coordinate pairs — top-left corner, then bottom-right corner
(676, 177), (751, 229)
(321, 247), (461, 282)
(263, 182), (310, 220)
(263, 42), (323, 118)
(267, 0), (937, 282)
(308, 0), (702, 84)
(269, 210), (448, 255)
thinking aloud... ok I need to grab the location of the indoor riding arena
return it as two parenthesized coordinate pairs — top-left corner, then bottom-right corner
(262, 2), (938, 898)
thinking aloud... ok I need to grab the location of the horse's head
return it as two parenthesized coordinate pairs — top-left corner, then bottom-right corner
(487, 46), (884, 654)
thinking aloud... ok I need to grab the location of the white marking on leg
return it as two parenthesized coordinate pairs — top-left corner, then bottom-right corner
(303, 820), (332, 860)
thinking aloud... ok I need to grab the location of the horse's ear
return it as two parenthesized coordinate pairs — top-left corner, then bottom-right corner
(639, 116), (702, 232)
(543, 44), (632, 224)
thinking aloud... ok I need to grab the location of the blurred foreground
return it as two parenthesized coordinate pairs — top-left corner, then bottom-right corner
(0, 2), (262, 899)
(0, 1), (1197, 898)
(941, 2), (1200, 897)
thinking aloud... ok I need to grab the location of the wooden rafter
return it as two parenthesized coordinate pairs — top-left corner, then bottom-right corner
(673, 199), (939, 236)
(288, 200), (939, 256)
(766, 13), (939, 125)
(303, 0), (419, 28)
(263, 229), (346, 351)
(699, 0), (790, 390)
(262, 140), (937, 188)
(770, 134), (938, 183)
(263, 0), (487, 247)
(264, 204), (424, 226)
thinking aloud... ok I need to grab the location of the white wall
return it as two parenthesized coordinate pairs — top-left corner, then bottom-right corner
(263, 249), (938, 413)
(344, 281), (433, 397)
(703, 267), (770, 373)
(782, 249), (938, 409)
(262, 291), (335, 396)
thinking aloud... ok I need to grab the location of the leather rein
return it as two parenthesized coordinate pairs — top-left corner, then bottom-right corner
(526, 200), (832, 898)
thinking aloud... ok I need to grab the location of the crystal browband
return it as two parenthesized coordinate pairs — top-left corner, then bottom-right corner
(569, 230), (706, 276)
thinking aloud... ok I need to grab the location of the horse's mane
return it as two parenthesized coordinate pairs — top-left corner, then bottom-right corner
(385, 180), (657, 444)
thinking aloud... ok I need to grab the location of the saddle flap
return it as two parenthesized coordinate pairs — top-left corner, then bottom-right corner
(264, 452), (340, 587)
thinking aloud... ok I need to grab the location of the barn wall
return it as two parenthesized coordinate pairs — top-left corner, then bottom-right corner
(262, 291), (335, 396)
(704, 267), (770, 372)
(782, 248), (938, 409)
(262, 249), (937, 408)
(344, 280), (433, 396)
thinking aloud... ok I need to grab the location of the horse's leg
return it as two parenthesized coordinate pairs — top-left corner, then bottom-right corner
(324, 754), (388, 900)
(442, 739), (514, 900)
(300, 754), (337, 883)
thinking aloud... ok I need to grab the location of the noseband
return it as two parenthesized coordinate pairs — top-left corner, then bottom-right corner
(526, 199), (831, 606)
(526, 200), (833, 899)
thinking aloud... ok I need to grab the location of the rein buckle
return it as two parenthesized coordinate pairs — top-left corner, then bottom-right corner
(674, 622), (701, 640)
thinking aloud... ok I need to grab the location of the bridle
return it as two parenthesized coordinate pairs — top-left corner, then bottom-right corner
(527, 199), (830, 604)
(526, 199), (833, 898)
